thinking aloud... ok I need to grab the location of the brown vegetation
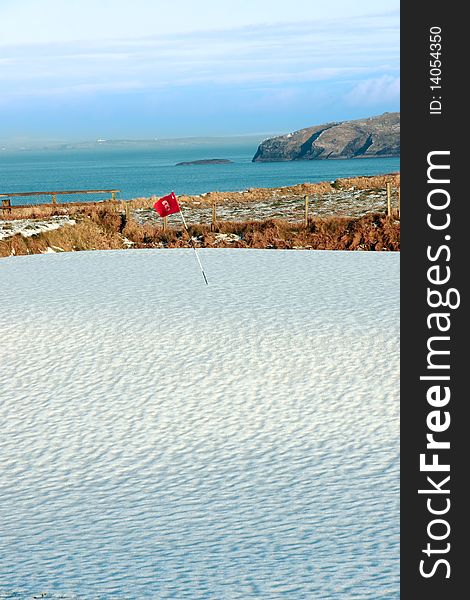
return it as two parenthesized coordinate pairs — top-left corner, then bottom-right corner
(1, 212), (399, 257)
(0, 175), (400, 257)
(332, 172), (400, 190)
(1, 173), (400, 220)
(1, 218), (123, 257)
(126, 214), (400, 252)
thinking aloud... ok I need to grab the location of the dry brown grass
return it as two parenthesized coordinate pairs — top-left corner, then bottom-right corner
(1, 174), (400, 222)
(178, 181), (335, 207)
(122, 220), (160, 244)
(1, 211), (399, 257)
(178, 174), (399, 206)
(333, 172), (400, 190)
(0, 200), (122, 221)
(123, 214), (400, 251)
(1, 175), (401, 256)
(0, 219), (124, 257)
(126, 197), (157, 210)
(1, 204), (77, 220)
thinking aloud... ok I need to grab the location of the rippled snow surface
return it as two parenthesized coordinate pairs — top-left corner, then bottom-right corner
(0, 249), (399, 599)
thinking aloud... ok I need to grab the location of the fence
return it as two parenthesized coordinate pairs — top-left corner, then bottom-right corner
(132, 185), (401, 229)
(0, 189), (120, 214)
(1, 185), (400, 225)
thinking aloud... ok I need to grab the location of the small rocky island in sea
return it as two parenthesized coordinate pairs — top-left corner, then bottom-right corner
(176, 158), (234, 166)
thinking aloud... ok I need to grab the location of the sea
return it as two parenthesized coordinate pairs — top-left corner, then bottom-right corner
(0, 137), (400, 203)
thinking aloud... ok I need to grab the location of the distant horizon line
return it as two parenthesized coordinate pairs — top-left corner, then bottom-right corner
(0, 111), (400, 151)
(0, 133), (277, 151)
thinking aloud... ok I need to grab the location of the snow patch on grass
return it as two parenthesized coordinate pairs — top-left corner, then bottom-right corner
(0, 216), (76, 240)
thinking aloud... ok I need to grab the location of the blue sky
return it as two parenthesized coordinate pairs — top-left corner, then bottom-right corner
(0, 0), (399, 142)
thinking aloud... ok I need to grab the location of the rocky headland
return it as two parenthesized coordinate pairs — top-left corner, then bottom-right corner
(252, 112), (400, 162)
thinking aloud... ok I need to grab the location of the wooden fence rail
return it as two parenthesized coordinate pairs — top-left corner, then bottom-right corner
(0, 189), (120, 212)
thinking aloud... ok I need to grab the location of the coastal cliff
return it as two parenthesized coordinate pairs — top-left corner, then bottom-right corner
(252, 112), (400, 162)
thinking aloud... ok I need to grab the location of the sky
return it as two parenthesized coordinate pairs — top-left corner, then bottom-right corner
(0, 0), (399, 143)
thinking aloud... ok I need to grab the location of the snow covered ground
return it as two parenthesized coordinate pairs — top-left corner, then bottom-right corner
(0, 249), (399, 599)
(133, 187), (397, 226)
(0, 216), (75, 240)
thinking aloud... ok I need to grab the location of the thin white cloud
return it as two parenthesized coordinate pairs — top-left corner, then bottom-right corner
(0, 15), (399, 101)
(0, 0), (399, 46)
(345, 75), (400, 106)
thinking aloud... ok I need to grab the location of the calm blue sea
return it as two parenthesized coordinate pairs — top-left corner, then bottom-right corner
(0, 138), (400, 203)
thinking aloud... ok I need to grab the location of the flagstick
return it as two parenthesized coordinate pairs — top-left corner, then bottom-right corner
(178, 209), (209, 285)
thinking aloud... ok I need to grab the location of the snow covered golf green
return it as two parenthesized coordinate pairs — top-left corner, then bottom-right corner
(0, 249), (399, 599)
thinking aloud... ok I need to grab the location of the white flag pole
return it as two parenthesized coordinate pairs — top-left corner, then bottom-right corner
(178, 206), (209, 285)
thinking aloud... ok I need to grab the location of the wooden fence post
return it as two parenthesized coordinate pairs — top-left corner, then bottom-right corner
(1, 198), (12, 215)
(304, 195), (309, 226)
(386, 182), (391, 217)
(211, 202), (217, 231)
(163, 216), (168, 231)
(51, 194), (57, 205)
(124, 201), (130, 222)
(397, 187), (401, 219)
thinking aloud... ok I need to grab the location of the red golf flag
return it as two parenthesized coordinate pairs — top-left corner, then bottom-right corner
(153, 192), (180, 217)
